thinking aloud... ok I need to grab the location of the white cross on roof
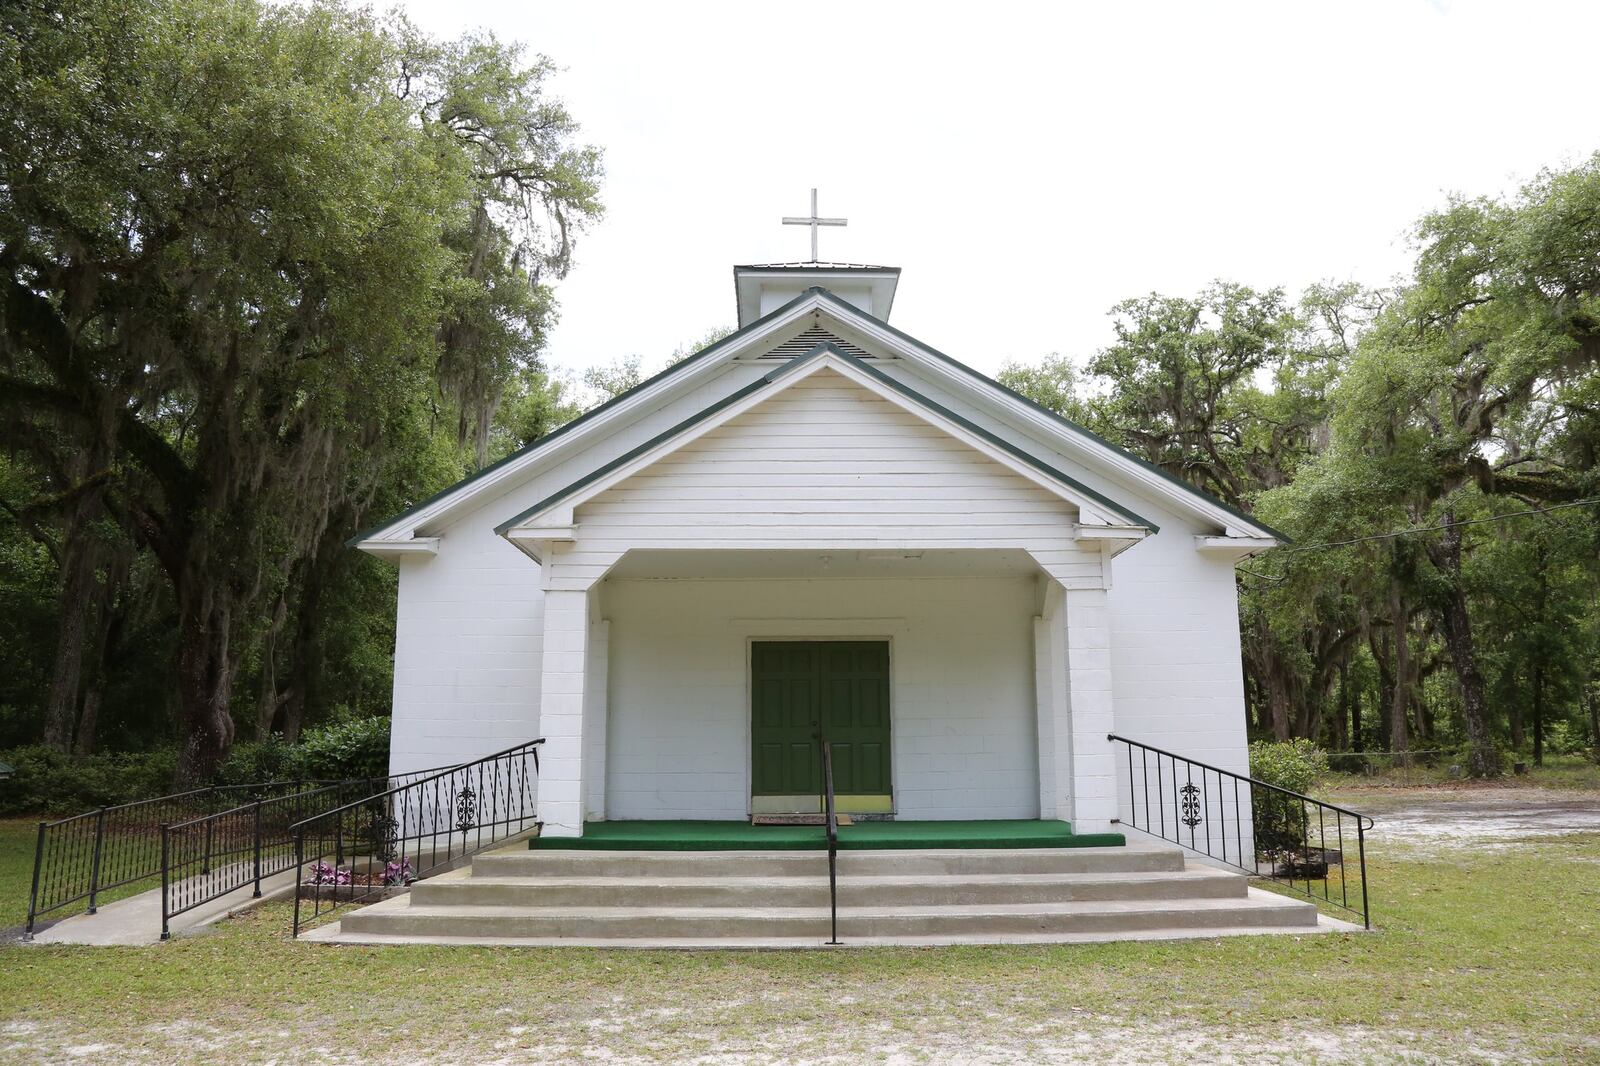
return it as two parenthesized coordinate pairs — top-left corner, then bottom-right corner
(781, 188), (847, 263)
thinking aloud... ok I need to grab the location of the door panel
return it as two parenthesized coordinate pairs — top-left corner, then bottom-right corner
(750, 641), (891, 800)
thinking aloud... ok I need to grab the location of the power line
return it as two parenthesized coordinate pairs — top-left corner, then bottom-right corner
(1274, 497), (1599, 556)
(1236, 496), (1600, 582)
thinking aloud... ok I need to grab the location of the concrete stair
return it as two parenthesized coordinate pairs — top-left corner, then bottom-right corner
(310, 841), (1338, 947)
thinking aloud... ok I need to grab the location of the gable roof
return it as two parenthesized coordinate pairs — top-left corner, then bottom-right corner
(799, 288), (1289, 543)
(494, 342), (1158, 536)
(353, 286), (1283, 552)
(348, 288), (827, 547)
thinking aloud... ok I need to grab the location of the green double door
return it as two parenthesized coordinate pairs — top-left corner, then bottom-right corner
(750, 641), (892, 812)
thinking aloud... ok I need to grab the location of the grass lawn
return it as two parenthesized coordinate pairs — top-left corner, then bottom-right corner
(3, 794), (1600, 1064)
(1324, 752), (1600, 791)
(0, 819), (39, 930)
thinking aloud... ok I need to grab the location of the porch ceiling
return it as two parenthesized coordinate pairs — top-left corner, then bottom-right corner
(604, 548), (1042, 581)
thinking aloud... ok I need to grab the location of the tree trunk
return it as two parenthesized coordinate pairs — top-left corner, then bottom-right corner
(73, 688), (101, 758)
(43, 507), (101, 750)
(71, 586), (117, 758)
(1414, 668), (1434, 746)
(1370, 628), (1394, 752)
(1588, 674), (1599, 752)
(254, 590), (289, 741)
(1351, 686), (1363, 753)
(1509, 675), (1526, 751)
(1532, 663), (1544, 767)
(1267, 665), (1291, 741)
(1425, 514), (1498, 777)
(173, 581), (236, 786)
(1333, 661), (1349, 750)
(277, 519), (349, 742)
(1530, 544), (1548, 767)
(1390, 588), (1411, 765)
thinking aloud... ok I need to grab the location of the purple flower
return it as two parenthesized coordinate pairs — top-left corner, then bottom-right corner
(310, 861), (354, 885)
(382, 858), (414, 886)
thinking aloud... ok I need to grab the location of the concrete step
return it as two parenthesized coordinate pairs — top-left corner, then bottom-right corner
(340, 890), (1319, 940)
(308, 919), (1351, 949)
(475, 844), (1185, 880)
(409, 867), (1247, 909)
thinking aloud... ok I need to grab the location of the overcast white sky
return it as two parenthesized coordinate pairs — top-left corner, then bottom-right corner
(396, 0), (1600, 380)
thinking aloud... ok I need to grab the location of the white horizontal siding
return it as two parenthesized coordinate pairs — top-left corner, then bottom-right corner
(575, 370), (1087, 564)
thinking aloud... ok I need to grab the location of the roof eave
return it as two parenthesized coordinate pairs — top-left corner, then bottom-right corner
(495, 341), (1159, 538)
(803, 289), (1287, 543)
(348, 287), (838, 547)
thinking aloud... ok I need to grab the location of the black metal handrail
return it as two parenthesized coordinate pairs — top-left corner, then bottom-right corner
(1108, 733), (1374, 929)
(821, 740), (840, 945)
(160, 780), (373, 939)
(157, 761), (472, 940)
(24, 780), (327, 938)
(290, 739), (544, 937)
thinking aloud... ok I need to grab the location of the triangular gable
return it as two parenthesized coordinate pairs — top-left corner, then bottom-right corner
(494, 343), (1157, 539)
(350, 288), (847, 548)
(353, 285), (1282, 554)
(798, 289), (1287, 542)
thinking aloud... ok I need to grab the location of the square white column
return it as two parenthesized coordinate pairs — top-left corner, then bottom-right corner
(1034, 584), (1071, 821)
(536, 586), (590, 837)
(1063, 586), (1117, 834)
(583, 614), (610, 821)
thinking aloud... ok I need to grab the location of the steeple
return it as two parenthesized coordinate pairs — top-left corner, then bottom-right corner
(781, 188), (847, 262)
(735, 189), (899, 327)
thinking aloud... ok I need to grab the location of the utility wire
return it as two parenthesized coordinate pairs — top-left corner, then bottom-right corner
(1236, 496), (1600, 582)
(1273, 496), (1600, 556)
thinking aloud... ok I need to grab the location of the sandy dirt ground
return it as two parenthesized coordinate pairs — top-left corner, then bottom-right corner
(5, 787), (1598, 1064)
(1335, 786), (1600, 850)
(0, 1015), (1547, 1066)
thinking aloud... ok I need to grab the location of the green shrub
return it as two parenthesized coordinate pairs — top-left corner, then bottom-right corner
(1544, 722), (1590, 758)
(0, 714), (391, 815)
(215, 734), (311, 787)
(0, 746), (178, 815)
(1248, 739), (1329, 857)
(298, 714), (390, 782)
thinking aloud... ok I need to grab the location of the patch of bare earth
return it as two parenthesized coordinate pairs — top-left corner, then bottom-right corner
(1330, 786), (1600, 852)
(0, 1014), (1562, 1065)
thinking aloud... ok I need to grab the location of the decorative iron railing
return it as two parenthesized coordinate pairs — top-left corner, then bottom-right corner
(289, 739), (544, 937)
(821, 740), (841, 945)
(158, 764), (469, 939)
(25, 781), (310, 938)
(1108, 733), (1374, 929)
(160, 780), (376, 939)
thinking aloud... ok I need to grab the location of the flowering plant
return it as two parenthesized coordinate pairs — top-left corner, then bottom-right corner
(309, 861), (353, 885)
(382, 858), (414, 886)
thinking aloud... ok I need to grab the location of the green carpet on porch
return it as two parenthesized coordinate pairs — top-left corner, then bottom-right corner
(530, 819), (1125, 851)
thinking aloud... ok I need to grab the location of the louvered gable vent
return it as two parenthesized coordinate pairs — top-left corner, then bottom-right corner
(757, 326), (874, 360)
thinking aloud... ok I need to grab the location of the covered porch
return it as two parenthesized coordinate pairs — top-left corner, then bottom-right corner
(529, 546), (1128, 840)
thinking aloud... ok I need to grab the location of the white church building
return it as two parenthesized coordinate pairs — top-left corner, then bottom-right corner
(354, 244), (1282, 849)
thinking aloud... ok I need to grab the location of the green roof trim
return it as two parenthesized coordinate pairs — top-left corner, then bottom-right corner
(801, 288), (1290, 543)
(347, 288), (826, 547)
(821, 346), (1157, 532)
(494, 340), (1158, 537)
(493, 343), (837, 535)
(355, 281), (1283, 551)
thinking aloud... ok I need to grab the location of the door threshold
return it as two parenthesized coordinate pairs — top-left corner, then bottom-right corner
(750, 814), (854, 826)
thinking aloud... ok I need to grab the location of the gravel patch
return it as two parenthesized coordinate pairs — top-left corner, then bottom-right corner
(1338, 788), (1600, 852)
(0, 1016), (1553, 1065)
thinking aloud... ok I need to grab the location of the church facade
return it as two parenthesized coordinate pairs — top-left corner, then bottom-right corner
(355, 258), (1280, 841)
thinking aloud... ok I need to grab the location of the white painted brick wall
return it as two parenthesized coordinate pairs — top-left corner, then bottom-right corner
(384, 350), (1255, 838)
(600, 575), (1041, 821)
